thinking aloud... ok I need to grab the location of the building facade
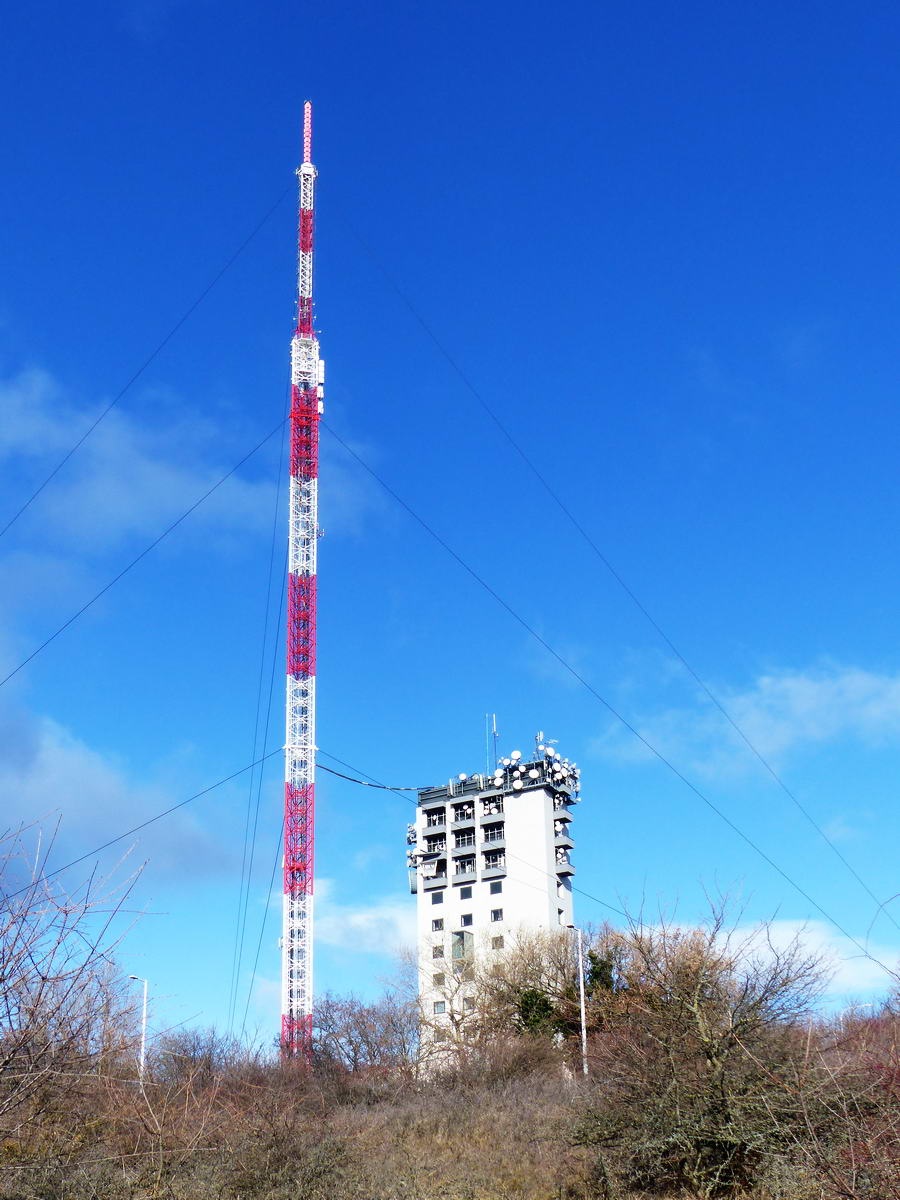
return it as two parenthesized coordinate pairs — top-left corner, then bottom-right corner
(406, 739), (581, 1039)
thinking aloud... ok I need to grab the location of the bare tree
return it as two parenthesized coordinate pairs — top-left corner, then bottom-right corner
(0, 826), (139, 1140)
(571, 903), (831, 1197)
(313, 989), (419, 1075)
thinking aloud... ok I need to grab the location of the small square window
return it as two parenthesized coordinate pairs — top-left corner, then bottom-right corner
(490, 908), (503, 922)
(432, 918), (444, 932)
(432, 972), (445, 986)
(432, 891), (444, 905)
(492, 936), (504, 950)
(433, 1001), (446, 1015)
(490, 880), (503, 895)
(464, 996), (475, 1011)
(459, 885), (472, 900)
(460, 913), (473, 928)
(434, 1029), (447, 1042)
(432, 945), (444, 959)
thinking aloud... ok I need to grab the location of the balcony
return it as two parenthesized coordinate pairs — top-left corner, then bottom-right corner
(482, 852), (506, 880)
(422, 872), (448, 890)
(450, 815), (476, 832)
(555, 851), (575, 876)
(453, 857), (477, 882)
(554, 832), (574, 850)
(452, 831), (477, 850)
(482, 822), (504, 847)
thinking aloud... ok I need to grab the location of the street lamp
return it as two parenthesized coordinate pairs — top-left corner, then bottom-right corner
(128, 975), (149, 1081)
(567, 924), (589, 1077)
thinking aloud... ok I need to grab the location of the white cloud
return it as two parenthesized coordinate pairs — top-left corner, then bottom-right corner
(730, 918), (899, 997)
(594, 662), (900, 776)
(0, 704), (230, 879)
(314, 878), (417, 957)
(0, 367), (277, 553)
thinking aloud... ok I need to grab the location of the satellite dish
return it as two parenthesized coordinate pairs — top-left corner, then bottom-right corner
(511, 750), (521, 761)
(458, 774), (468, 781)
(528, 768), (539, 779)
(502, 758), (511, 766)
(512, 780), (523, 790)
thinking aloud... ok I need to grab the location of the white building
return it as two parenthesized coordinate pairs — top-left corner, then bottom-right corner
(406, 738), (580, 1038)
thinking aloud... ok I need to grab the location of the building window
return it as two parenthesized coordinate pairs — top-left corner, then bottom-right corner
(454, 856), (476, 876)
(482, 795), (503, 816)
(483, 821), (504, 843)
(491, 908), (503, 922)
(459, 885), (472, 900)
(452, 802), (474, 823)
(425, 835), (446, 853)
(434, 1029), (447, 1042)
(433, 1001), (446, 1015)
(432, 918), (444, 931)
(489, 881), (502, 895)
(492, 936), (504, 950)
(454, 830), (476, 848)
(452, 930), (474, 961)
(425, 808), (445, 827)
(460, 913), (473, 928)
(433, 946), (444, 959)
(558, 908), (565, 924)
(464, 996), (475, 1011)
(432, 973), (445, 986)
(483, 850), (506, 870)
(431, 891), (443, 905)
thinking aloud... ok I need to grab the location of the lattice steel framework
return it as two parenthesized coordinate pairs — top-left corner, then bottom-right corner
(282, 100), (323, 1058)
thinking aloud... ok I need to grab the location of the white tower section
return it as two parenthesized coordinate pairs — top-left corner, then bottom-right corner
(406, 740), (580, 1039)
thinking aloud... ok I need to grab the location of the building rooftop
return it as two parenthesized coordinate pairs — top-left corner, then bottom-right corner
(417, 745), (581, 807)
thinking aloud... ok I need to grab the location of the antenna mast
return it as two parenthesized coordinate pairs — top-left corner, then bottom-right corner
(282, 100), (323, 1058)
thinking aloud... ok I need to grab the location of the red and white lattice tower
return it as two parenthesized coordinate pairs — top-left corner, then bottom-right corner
(282, 100), (323, 1058)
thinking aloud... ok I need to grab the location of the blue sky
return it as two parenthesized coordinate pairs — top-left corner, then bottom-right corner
(2, 0), (900, 1041)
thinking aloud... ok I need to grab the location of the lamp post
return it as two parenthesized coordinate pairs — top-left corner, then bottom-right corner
(567, 924), (589, 1077)
(128, 975), (148, 1082)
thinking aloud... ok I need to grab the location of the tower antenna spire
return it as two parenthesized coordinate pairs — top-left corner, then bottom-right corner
(303, 100), (312, 165)
(282, 100), (323, 1059)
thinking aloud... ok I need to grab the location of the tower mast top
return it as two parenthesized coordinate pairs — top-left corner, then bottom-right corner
(303, 100), (313, 166)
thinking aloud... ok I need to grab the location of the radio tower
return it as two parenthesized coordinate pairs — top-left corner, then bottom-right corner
(282, 100), (323, 1058)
